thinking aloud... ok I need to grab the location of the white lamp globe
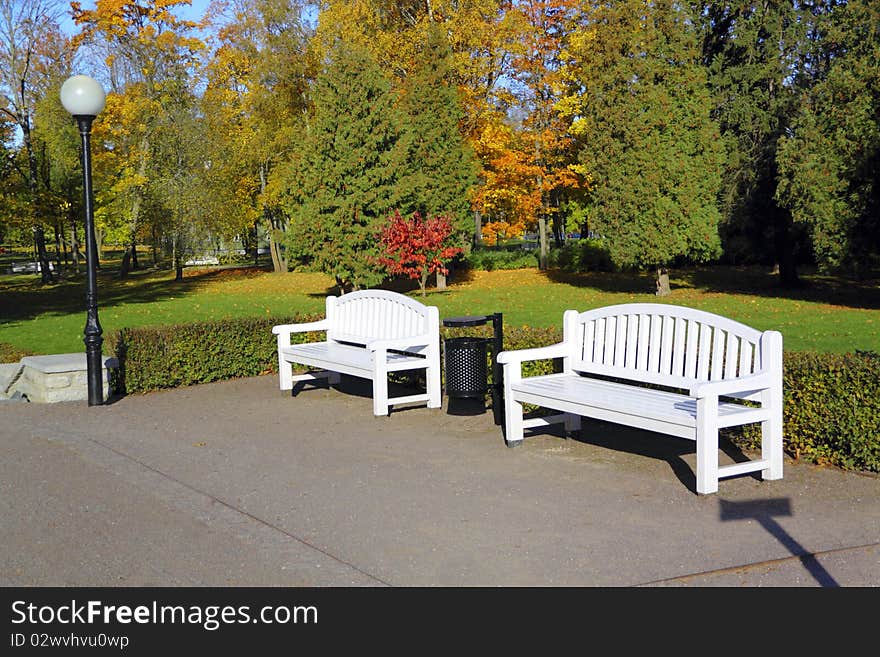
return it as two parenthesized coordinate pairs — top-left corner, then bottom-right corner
(60, 75), (106, 117)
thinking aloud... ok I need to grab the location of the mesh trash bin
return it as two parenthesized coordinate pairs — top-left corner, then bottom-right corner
(444, 337), (488, 399)
(442, 313), (504, 424)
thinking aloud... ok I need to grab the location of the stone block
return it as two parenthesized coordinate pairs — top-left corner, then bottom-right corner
(14, 354), (118, 403)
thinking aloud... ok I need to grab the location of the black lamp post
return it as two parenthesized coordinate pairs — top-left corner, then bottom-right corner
(61, 75), (106, 406)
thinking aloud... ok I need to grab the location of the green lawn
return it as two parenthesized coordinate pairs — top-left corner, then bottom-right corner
(1, 254), (878, 357)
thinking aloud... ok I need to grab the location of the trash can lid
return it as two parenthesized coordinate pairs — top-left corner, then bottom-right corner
(442, 315), (492, 327)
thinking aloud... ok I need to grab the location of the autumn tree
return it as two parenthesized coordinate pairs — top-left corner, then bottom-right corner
(559, 0), (725, 291)
(71, 0), (205, 274)
(376, 210), (463, 296)
(470, 118), (541, 244)
(283, 40), (410, 292)
(201, 0), (315, 273)
(151, 76), (208, 280)
(507, 0), (581, 269)
(0, 0), (68, 281)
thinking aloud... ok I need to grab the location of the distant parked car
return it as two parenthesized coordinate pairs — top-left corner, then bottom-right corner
(184, 255), (220, 266)
(9, 261), (55, 274)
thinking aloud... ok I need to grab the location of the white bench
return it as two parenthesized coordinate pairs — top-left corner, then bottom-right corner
(272, 289), (442, 416)
(497, 303), (783, 494)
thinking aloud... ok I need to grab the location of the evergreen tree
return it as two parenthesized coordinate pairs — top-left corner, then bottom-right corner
(776, 0), (880, 278)
(399, 23), (478, 248)
(560, 0), (725, 289)
(695, 0), (806, 285)
(283, 41), (410, 291)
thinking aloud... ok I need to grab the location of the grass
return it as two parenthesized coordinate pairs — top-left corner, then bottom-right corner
(1, 248), (878, 357)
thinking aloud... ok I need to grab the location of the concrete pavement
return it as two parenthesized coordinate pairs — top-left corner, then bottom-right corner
(2, 374), (878, 587)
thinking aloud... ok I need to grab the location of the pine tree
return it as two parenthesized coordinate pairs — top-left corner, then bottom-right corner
(283, 41), (409, 291)
(776, 0), (880, 278)
(695, 0), (806, 285)
(399, 24), (478, 247)
(560, 0), (725, 289)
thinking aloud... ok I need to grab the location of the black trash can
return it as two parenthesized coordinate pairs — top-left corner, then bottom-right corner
(444, 337), (488, 399)
(442, 313), (504, 424)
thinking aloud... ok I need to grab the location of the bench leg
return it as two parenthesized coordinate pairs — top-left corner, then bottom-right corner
(426, 364), (441, 409)
(695, 396), (719, 495)
(761, 388), (784, 481)
(373, 369), (389, 417)
(278, 357), (293, 391)
(503, 395), (525, 447)
(564, 413), (581, 436)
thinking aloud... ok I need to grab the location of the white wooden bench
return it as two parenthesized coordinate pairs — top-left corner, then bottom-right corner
(272, 289), (442, 416)
(497, 303), (783, 494)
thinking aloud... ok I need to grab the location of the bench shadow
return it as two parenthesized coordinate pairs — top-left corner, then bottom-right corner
(719, 498), (839, 586)
(524, 418), (760, 495)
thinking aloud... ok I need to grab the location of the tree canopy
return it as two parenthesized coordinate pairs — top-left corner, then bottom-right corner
(1, 0), (877, 286)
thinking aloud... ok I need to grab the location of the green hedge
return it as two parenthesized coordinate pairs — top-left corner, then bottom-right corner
(107, 317), (879, 474)
(106, 315), (323, 394)
(736, 350), (880, 473)
(462, 248), (539, 271)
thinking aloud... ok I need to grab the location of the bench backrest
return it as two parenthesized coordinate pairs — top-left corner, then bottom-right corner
(563, 303), (777, 390)
(326, 289), (439, 345)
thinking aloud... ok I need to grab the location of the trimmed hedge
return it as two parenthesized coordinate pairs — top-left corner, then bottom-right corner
(108, 316), (879, 474)
(737, 350), (880, 473)
(106, 315), (323, 394)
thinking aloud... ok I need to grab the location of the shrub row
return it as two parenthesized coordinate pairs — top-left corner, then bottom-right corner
(108, 317), (879, 474)
(461, 248), (539, 271)
(735, 350), (880, 473)
(106, 315), (322, 395)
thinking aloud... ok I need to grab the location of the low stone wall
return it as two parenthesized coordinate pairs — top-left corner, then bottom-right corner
(10, 354), (118, 403)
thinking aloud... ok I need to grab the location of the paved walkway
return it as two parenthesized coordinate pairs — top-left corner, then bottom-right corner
(2, 374), (878, 586)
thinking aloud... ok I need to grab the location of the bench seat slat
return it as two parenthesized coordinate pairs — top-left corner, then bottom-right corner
(282, 342), (428, 375)
(510, 374), (769, 435)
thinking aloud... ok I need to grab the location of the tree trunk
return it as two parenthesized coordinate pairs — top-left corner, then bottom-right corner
(436, 271), (447, 291)
(172, 236), (183, 281)
(22, 103), (53, 283)
(70, 214), (80, 274)
(53, 224), (63, 272)
(538, 214), (549, 270)
(130, 240), (139, 270)
(772, 208), (800, 287)
(655, 267), (671, 296)
(120, 137), (150, 277)
(119, 250), (131, 279)
(473, 210), (482, 248)
(33, 226), (53, 282)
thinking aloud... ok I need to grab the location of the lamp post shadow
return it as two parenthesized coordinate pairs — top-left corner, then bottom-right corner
(719, 498), (839, 587)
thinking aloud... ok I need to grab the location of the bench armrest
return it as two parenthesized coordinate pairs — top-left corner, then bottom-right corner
(689, 371), (774, 398)
(497, 342), (569, 365)
(272, 319), (330, 336)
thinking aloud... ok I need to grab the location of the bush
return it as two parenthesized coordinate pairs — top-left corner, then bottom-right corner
(462, 247), (538, 271)
(548, 239), (615, 273)
(108, 317), (879, 474)
(106, 314), (323, 394)
(735, 350), (880, 473)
